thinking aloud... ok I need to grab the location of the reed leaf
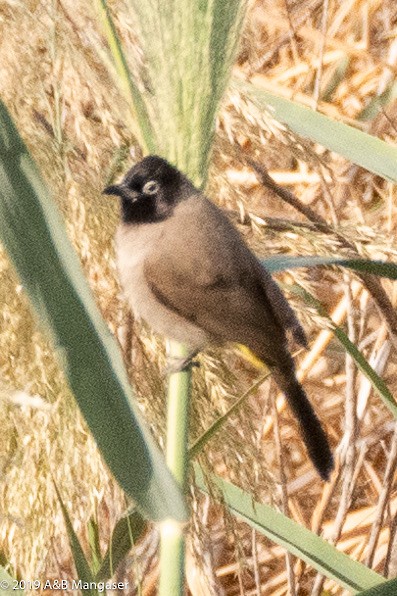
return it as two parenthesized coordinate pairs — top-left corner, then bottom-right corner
(127, 0), (246, 185)
(235, 79), (397, 182)
(262, 255), (397, 279)
(358, 578), (397, 595)
(0, 100), (187, 523)
(195, 465), (384, 594)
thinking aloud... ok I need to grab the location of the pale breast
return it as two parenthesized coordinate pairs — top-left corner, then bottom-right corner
(115, 222), (210, 350)
(115, 222), (162, 312)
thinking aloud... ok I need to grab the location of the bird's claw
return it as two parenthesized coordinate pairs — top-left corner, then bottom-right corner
(164, 354), (200, 376)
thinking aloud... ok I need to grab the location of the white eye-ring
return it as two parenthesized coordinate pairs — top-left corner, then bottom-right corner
(143, 180), (160, 195)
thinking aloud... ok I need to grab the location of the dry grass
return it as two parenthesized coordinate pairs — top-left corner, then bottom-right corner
(1, 0), (397, 594)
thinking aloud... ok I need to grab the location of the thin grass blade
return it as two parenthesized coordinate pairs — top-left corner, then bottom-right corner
(295, 286), (397, 419)
(94, 0), (156, 153)
(333, 325), (397, 418)
(95, 509), (147, 581)
(87, 517), (102, 576)
(321, 56), (350, 102)
(54, 483), (97, 593)
(358, 83), (397, 122)
(189, 372), (270, 459)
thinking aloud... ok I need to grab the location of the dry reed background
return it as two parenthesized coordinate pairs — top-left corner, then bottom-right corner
(1, 0), (397, 594)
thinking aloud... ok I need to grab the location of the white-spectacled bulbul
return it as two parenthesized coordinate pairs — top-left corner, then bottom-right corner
(103, 155), (334, 480)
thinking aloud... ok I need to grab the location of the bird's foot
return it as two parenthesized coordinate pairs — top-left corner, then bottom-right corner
(164, 352), (200, 375)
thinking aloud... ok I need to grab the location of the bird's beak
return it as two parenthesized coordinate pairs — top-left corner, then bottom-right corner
(102, 184), (139, 202)
(103, 184), (123, 196)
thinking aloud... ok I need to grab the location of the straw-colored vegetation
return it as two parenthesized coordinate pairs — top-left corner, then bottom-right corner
(1, 0), (397, 594)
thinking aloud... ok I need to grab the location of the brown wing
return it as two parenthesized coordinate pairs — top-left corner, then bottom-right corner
(258, 267), (307, 348)
(143, 196), (293, 362)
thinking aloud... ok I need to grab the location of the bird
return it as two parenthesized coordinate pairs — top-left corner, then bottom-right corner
(103, 155), (334, 480)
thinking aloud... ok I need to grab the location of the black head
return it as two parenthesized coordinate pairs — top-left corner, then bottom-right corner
(103, 155), (194, 224)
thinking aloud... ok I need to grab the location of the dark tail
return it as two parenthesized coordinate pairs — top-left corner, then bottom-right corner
(272, 364), (334, 480)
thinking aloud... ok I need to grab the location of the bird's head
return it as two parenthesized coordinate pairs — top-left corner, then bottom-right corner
(103, 155), (193, 224)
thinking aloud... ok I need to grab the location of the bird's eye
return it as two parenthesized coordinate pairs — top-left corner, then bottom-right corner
(142, 180), (160, 195)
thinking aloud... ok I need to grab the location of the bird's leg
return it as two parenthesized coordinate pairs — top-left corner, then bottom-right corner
(165, 349), (200, 375)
